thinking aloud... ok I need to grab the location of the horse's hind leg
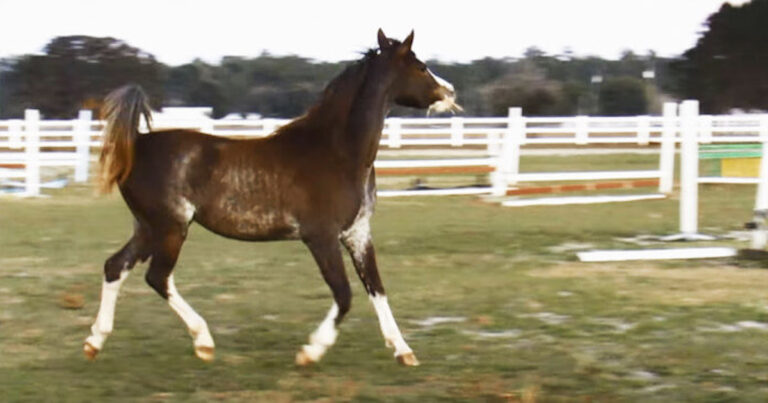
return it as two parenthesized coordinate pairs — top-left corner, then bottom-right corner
(144, 227), (215, 362)
(84, 222), (150, 360)
(341, 217), (418, 366)
(296, 233), (352, 366)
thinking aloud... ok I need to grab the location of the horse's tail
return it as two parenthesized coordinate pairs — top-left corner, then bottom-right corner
(98, 85), (152, 194)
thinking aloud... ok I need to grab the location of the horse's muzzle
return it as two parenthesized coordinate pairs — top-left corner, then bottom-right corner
(427, 89), (463, 115)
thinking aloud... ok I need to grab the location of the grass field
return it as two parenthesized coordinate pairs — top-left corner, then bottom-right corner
(3, 154), (768, 401)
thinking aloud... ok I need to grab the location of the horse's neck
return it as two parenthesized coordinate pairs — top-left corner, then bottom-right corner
(299, 61), (389, 169)
(346, 80), (389, 168)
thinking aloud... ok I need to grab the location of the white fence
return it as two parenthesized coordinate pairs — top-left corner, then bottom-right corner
(0, 110), (95, 195)
(2, 103), (768, 199)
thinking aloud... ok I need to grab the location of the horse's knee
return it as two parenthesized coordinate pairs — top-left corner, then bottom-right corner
(103, 255), (127, 282)
(104, 238), (148, 282)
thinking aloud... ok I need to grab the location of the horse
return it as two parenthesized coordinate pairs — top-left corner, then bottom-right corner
(83, 29), (461, 366)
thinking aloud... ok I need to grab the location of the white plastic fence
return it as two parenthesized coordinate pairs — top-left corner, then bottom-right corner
(0, 110), (95, 196)
(491, 105), (678, 196)
(2, 104), (767, 199)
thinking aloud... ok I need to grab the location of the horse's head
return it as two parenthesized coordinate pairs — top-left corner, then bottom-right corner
(375, 29), (462, 114)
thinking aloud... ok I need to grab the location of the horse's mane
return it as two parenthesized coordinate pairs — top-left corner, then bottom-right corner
(274, 40), (401, 135)
(313, 48), (378, 108)
(319, 38), (403, 103)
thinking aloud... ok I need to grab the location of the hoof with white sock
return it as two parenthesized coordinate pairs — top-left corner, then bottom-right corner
(295, 303), (339, 366)
(295, 337), (333, 366)
(84, 273), (128, 362)
(194, 345), (215, 362)
(370, 294), (417, 366)
(295, 344), (325, 366)
(396, 352), (420, 366)
(294, 342), (335, 366)
(83, 342), (100, 361)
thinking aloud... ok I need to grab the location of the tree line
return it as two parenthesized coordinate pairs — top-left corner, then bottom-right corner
(1, 0), (766, 119)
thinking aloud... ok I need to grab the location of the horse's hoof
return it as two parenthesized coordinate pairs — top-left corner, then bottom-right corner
(295, 350), (316, 366)
(396, 352), (420, 366)
(195, 346), (215, 362)
(83, 342), (99, 361)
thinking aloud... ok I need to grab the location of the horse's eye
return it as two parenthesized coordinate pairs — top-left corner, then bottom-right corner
(419, 65), (427, 73)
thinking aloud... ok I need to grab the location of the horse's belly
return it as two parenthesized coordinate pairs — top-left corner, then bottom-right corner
(194, 201), (300, 241)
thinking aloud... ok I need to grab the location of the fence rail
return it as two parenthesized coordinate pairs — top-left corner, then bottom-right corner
(2, 102), (768, 197)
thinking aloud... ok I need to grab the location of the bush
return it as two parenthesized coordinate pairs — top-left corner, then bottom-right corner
(598, 77), (648, 116)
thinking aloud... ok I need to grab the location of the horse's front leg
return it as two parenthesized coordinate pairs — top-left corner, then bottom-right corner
(341, 217), (419, 366)
(296, 232), (352, 365)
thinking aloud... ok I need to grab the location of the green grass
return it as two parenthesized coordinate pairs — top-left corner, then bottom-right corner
(2, 174), (768, 401)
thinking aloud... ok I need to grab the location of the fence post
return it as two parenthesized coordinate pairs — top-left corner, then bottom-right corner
(388, 117), (402, 148)
(678, 100), (700, 237)
(450, 116), (463, 147)
(493, 107), (523, 196)
(637, 115), (650, 146)
(575, 115), (588, 145)
(74, 110), (92, 182)
(750, 114), (768, 249)
(658, 103), (677, 194)
(24, 109), (41, 196)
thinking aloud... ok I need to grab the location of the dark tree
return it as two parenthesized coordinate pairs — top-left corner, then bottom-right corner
(598, 77), (648, 116)
(674, 0), (768, 113)
(0, 36), (163, 118)
(164, 62), (230, 118)
(0, 35), (681, 119)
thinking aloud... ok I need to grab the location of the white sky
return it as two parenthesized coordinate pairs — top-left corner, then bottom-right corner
(0, 0), (751, 65)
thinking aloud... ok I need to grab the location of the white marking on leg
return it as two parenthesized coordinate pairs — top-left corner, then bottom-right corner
(166, 275), (215, 358)
(370, 294), (413, 357)
(85, 270), (129, 351)
(341, 181), (375, 258)
(298, 303), (339, 364)
(341, 215), (371, 262)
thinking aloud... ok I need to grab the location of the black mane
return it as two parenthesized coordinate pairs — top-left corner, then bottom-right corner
(318, 48), (378, 100)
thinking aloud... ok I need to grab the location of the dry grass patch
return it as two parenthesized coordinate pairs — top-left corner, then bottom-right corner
(533, 263), (768, 306)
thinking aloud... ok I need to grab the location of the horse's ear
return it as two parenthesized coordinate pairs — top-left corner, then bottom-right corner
(395, 30), (414, 56)
(377, 28), (390, 49)
(401, 30), (414, 52)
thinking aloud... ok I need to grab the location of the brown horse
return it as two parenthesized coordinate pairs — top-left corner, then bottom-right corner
(84, 29), (460, 366)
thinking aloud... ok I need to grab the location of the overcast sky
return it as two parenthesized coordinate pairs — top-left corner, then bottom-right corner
(0, 0), (750, 65)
